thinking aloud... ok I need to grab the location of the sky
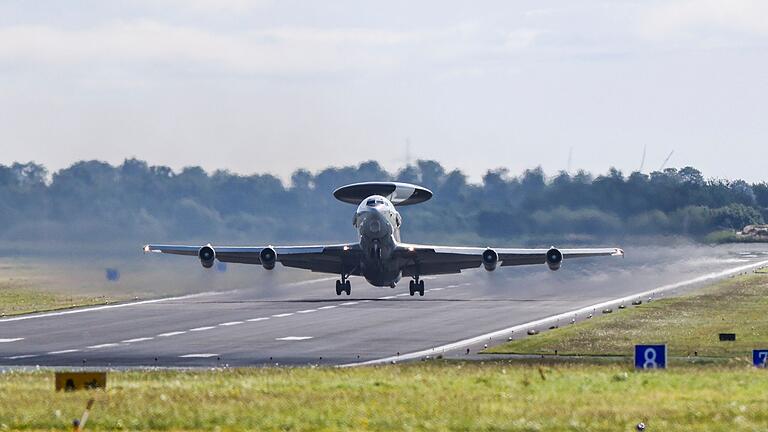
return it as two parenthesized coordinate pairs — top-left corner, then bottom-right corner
(0, 0), (766, 183)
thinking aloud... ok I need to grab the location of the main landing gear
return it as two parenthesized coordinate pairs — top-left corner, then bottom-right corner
(409, 277), (425, 296)
(335, 277), (351, 296)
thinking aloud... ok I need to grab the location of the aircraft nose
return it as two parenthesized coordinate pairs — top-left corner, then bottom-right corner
(359, 210), (388, 237)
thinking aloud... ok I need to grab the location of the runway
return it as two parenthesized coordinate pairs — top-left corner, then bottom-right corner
(2, 244), (767, 367)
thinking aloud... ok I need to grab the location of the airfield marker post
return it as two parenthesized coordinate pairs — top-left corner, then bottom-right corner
(634, 345), (667, 370)
(752, 349), (768, 368)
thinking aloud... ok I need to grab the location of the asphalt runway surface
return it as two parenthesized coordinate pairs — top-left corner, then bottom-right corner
(2, 244), (768, 367)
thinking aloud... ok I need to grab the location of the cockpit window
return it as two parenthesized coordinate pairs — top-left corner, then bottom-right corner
(366, 199), (377, 206)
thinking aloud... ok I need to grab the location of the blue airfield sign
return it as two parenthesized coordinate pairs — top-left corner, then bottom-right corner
(634, 345), (667, 369)
(753, 350), (768, 368)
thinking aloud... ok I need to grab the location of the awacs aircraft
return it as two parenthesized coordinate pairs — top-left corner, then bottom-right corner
(144, 182), (624, 296)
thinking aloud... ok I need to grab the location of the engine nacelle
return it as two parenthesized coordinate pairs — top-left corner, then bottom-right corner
(260, 247), (277, 270)
(546, 247), (563, 271)
(482, 248), (499, 271)
(198, 245), (216, 269)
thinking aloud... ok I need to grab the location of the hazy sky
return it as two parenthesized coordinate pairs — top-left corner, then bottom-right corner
(0, 0), (766, 182)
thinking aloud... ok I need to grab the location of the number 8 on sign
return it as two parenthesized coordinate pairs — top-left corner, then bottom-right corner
(643, 348), (658, 368)
(635, 345), (667, 369)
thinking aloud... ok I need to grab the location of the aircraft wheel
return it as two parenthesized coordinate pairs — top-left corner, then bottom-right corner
(418, 280), (425, 296)
(335, 280), (343, 296)
(344, 280), (351, 295)
(409, 280), (416, 296)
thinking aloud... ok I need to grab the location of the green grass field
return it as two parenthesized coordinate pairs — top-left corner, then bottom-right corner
(0, 279), (111, 317)
(486, 272), (768, 358)
(1, 363), (767, 431)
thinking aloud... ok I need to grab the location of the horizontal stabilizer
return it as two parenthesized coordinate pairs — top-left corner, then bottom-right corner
(333, 182), (433, 206)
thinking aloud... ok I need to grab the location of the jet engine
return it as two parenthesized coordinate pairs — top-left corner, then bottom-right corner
(260, 247), (277, 270)
(198, 245), (216, 269)
(546, 247), (563, 271)
(482, 248), (499, 271)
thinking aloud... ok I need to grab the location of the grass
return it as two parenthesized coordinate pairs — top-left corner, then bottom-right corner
(485, 273), (768, 358)
(703, 230), (767, 244)
(1, 363), (768, 431)
(0, 279), (111, 317)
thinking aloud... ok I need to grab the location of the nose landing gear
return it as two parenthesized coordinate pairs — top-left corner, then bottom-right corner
(409, 278), (425, 296)
(335, 275), (351, 296)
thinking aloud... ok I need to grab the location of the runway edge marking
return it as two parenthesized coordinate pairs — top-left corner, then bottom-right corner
(0, 291), (228, 324)
(0, 276), (336, 324)
(340, 259), (768, 367)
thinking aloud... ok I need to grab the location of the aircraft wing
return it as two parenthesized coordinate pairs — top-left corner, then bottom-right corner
(395, 244), (624, 276)
(143, 243), (363, 275)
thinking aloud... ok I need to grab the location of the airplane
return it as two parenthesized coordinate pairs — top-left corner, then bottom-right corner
(144, 182), (624, 296)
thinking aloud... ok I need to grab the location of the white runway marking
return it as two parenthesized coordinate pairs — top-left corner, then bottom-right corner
(0, 338), (24, 343)
(378, 296), (396, 300)
(275, 336), (313, 341)
(340, 302), (358, 306)
(395, 293), (409, 297)
(318, 306), (337, 310)
(121, 337), (154, 343)
(272, 313), (294, 318)
(342, 259), (768, 367)
(247, 317), (269, 322)
(219, 321), (244, 326)
(0, 291), (227, 324)
(179, 353), (219, 358)
(87, 343), (120, 349)
(189, 326), (215, 332)
(5, 354), (37, 360)
(48, 349), (79, 355)
(158, 331), (186, 337)
(297, 309), (317, 314)
(359, 300), (371, 303)
(430, 288), (444, 291)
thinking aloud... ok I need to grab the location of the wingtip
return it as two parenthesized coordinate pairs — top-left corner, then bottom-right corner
(143, 244), (152, 253)
(614, 248), (625, 257)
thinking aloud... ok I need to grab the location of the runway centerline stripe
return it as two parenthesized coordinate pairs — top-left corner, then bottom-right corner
(121, 337), (154, 343)
(0, 338), (24, 343)
(158, 331), (186, 337)
(272, 313), (294, 318)
(297, 309), (316, 314)
(219, 321), (244, 326)
(189, 326), (215, 332)
(247, 317), (269, 322)
(275, 336), (313, 341)
(48, 349), (80, 355)
(318, 306), (337, 310)
(378, 296), (396, 300)
(340, 302), (358, 306)
(179, 353), (219, 358)
(5, 354), (37, 360)
(342, 258), (768, 367)
(87, 343), (120, 349)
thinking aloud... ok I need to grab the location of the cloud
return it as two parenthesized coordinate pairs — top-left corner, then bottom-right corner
(142, 0), (274, 13)
(638, 0), (768, 46)
(0, 20), (418, 75)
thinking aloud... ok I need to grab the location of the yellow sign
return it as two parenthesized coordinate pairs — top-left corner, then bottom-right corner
(55, 372), (107, 391)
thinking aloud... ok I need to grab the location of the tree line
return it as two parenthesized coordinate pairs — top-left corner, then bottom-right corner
(0, 159), (765, 246)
